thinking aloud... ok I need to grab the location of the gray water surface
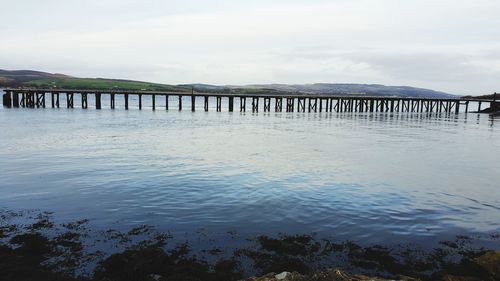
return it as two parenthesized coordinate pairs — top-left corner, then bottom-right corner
(0, 99), (499, 246)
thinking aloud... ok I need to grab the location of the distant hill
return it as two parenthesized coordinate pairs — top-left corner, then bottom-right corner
(0, 69), (189, 92)
(0, 69), (70, 85)
(1, 69), (458, 98)
(243, 83), (457, 98)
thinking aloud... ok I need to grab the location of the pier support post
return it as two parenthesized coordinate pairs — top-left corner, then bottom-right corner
(20, 93), (25, 107)
(286, 98), (294, 112)
(252, 97), (259, 112)
(2, 91), (12, 107)
(263, 97), (270, 112)
(139, 94), (142, 110)
(240, 97), (246, 112)
(216, 96), (222, 112)
(165, 95), (169, 110)
(56, 93), (59, 108)
(152, 94), (156, 111)
(309, 98), (318, 112)
(229, 96), (234, 112)
(178, 95), (182, 111)
(30, 92), (36, 108)
(123, 94), (127, 110)
(369, 100), (374, 112)
(81, 93), (88, 109)
(51, 93), (55, 108)
(275, 97), (282, 112)
(12, 92), (19, 108)
(191, 95), (196, 112)
(465, 101), (469, 113)
(23, 92), (28, 108)
(24, 92), (30, 108)
(478, 101), (482, 112)
(205, 96), (209, 112)
(35, 92), (45, 108)
(96, 93), (102, 109)
(66, 93), (74, 108)
(298, 98), (305, 112)
(455, 101), (460, 114)
(25, 92), (29, 108)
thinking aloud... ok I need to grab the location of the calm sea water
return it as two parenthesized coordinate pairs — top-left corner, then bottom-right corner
(1, 93), (499, 248)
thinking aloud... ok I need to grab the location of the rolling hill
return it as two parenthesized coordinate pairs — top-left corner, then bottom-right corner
(1, 69), (458, 98)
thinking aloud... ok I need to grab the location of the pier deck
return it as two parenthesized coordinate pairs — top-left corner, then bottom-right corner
(2, 88), (498, 113)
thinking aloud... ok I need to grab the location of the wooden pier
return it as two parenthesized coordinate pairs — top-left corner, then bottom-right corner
(2, 88), (498, 114)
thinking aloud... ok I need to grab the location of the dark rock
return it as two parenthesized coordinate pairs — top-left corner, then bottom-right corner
(442, 275), (483, 281)
(474, 251), (500, 280)
(242, 268), (420, 281)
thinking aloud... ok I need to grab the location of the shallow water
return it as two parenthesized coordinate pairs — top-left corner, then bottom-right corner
(0, 93), (499, 248)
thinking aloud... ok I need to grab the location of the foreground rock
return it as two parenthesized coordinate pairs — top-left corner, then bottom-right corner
(474, 251), (500, 280)
(242, 268), (420, 281)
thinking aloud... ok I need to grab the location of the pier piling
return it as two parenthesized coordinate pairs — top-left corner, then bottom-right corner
(2, 92), (11, 107)
(240, 97), (246, 112)
(96, 93), (101, 109)
(229, 96), (234, 112)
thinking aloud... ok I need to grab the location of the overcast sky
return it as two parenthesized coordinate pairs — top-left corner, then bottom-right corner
(1, 0), (499, 95)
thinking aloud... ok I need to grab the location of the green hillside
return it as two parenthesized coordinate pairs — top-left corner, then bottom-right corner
(24, 77), (189, 92)
(0, 69), (189, 92)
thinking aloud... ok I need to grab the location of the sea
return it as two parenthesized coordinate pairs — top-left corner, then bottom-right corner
(1, 92), (499, 253)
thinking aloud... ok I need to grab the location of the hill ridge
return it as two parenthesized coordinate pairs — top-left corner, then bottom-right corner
(1, 69), (457, 98)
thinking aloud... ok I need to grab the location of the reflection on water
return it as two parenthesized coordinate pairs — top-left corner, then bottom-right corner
(0, 102), (499, 247)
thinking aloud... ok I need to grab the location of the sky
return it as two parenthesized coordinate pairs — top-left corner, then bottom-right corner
(1, 0), (499, 95)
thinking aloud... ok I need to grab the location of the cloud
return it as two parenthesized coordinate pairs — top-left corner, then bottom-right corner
(0, 0), (499, 94)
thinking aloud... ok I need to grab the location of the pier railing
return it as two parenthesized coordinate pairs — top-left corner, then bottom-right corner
(2, 88), (498, 113)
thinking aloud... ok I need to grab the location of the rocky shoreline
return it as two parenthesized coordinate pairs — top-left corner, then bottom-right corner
(1, 210), (499, 281)
(242, 251), (500, 280)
